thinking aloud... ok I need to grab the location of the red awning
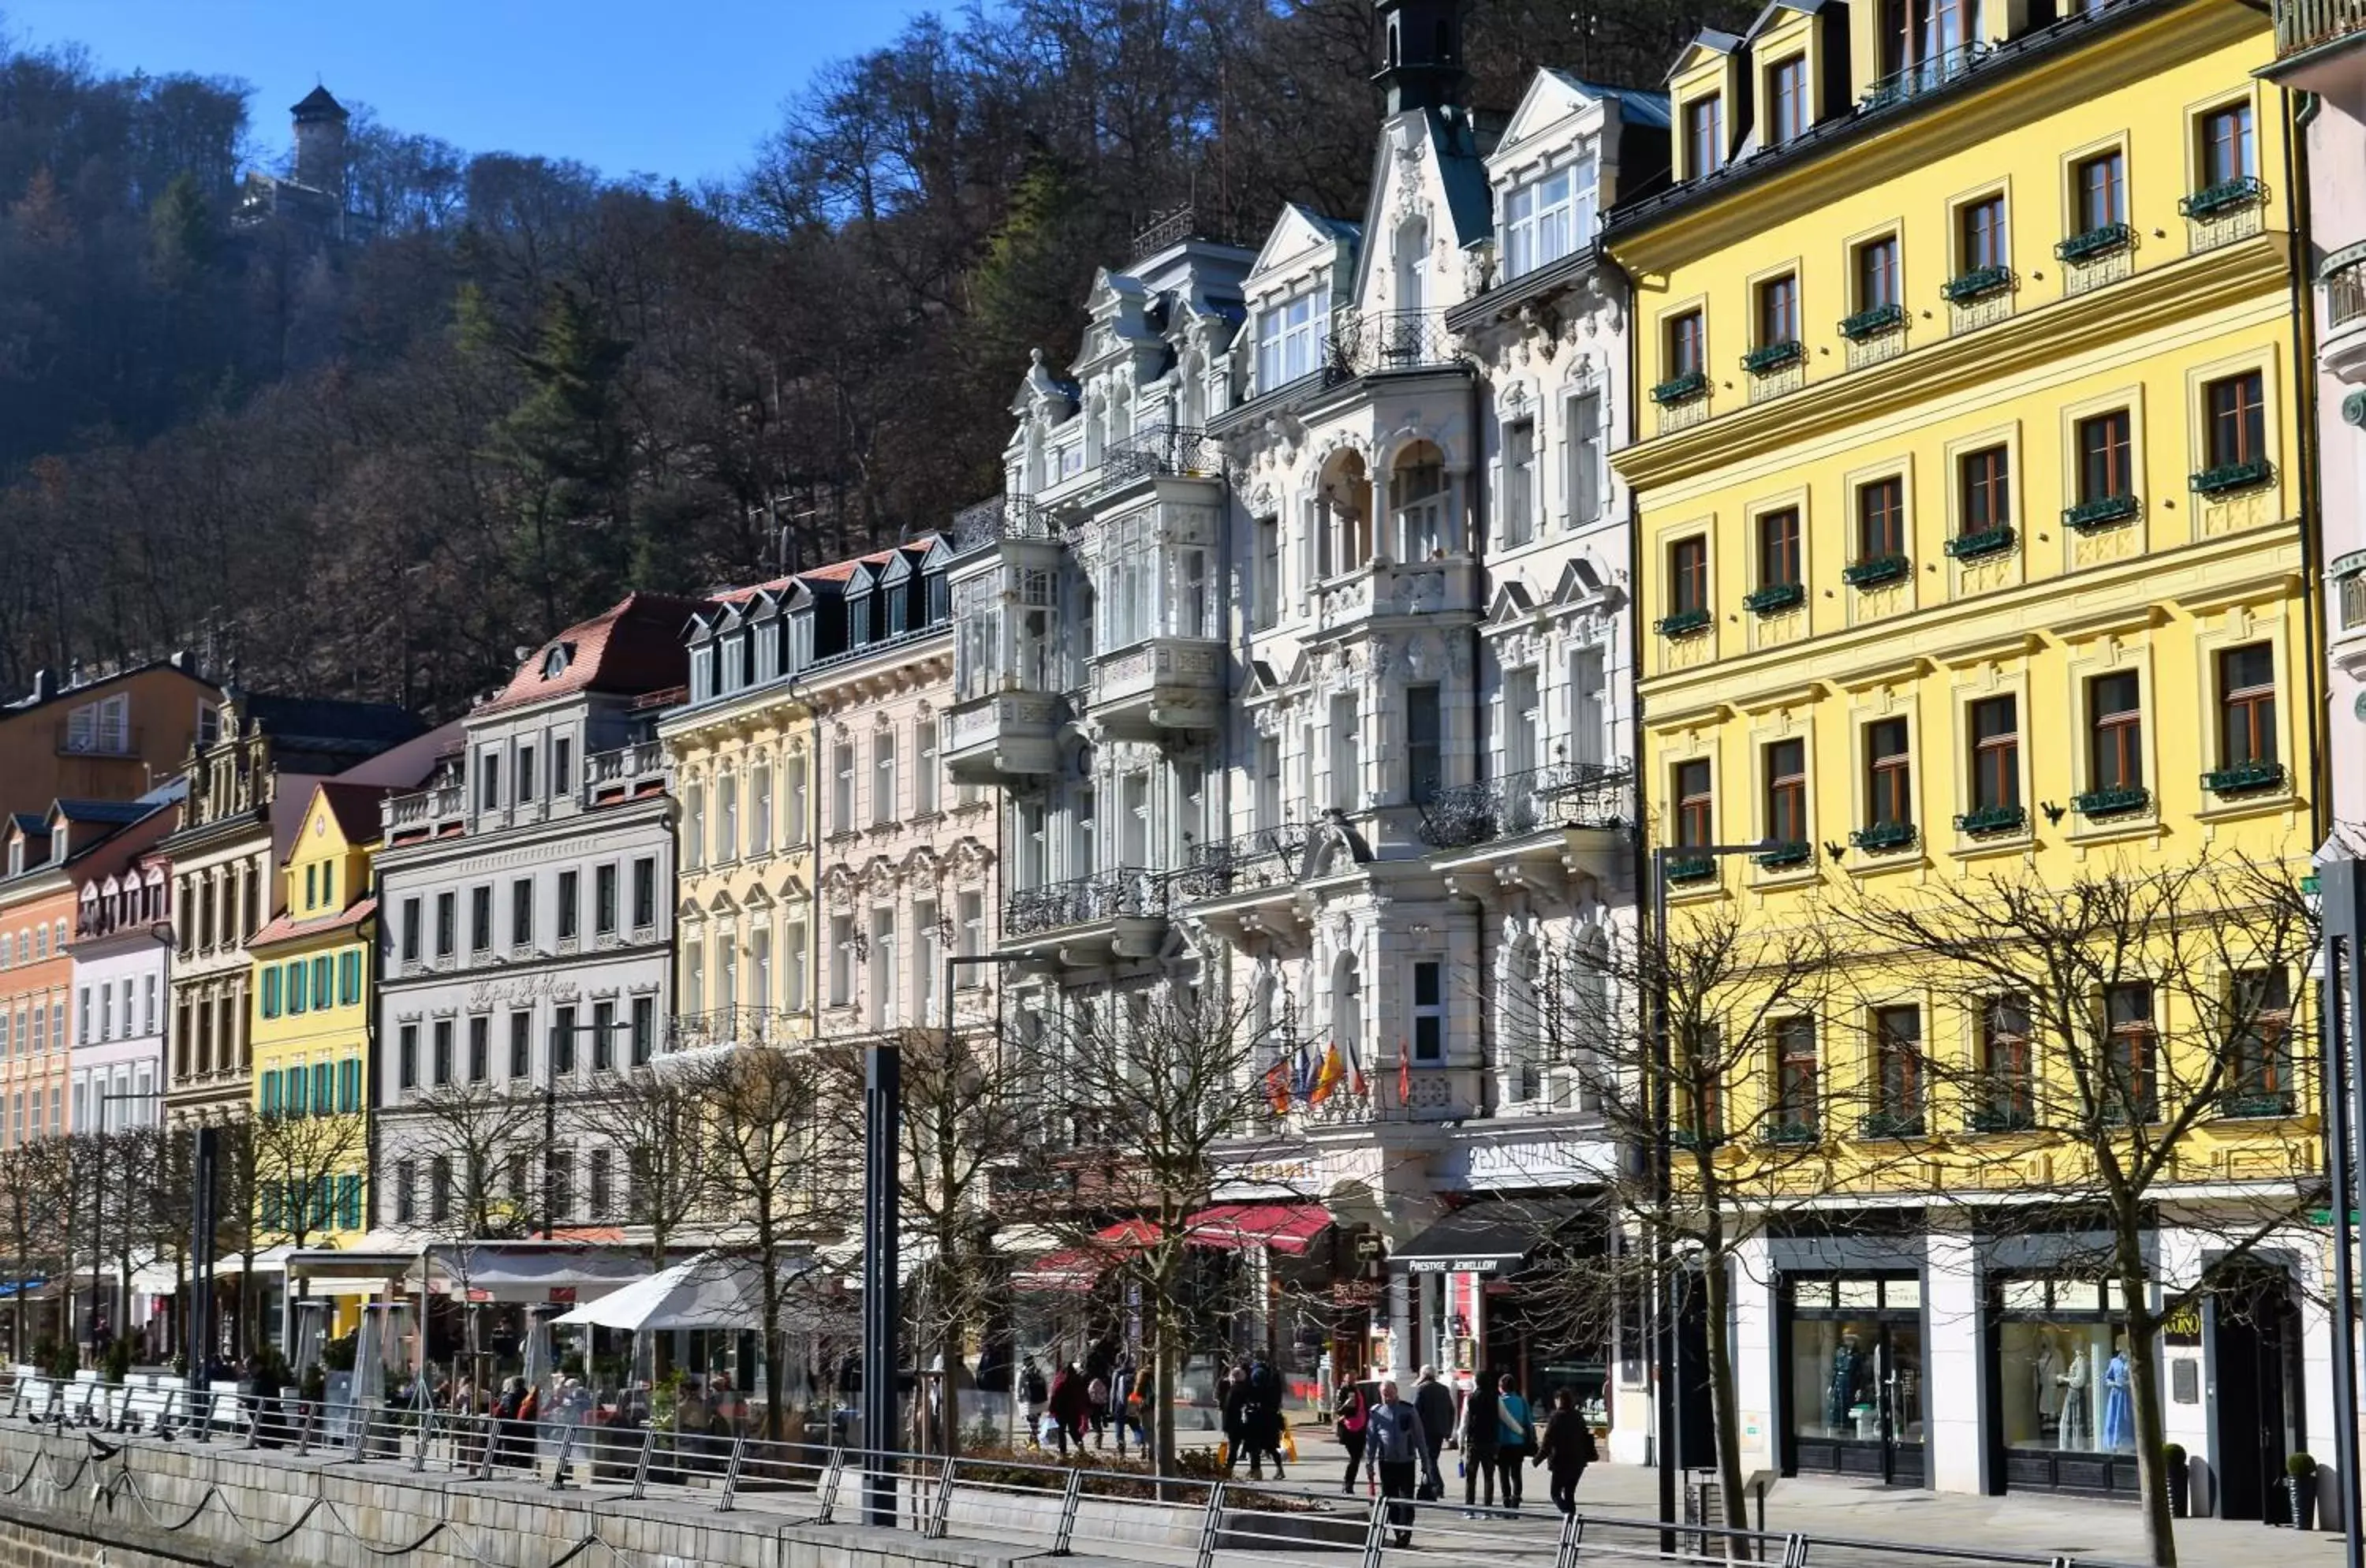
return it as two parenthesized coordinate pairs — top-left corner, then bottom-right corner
(1184, 1203), (1333, 1256)
(1011, 1206), (1332, 1290)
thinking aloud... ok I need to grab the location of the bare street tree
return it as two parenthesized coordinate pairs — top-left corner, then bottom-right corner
(1838, 853), (2319, 1568)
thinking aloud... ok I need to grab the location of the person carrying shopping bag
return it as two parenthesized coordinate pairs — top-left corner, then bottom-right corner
(1532, 1387), (1599, 1516)
(1493, 1374), (1534, 1509)
(1457, 1374), (1500, 1512)
(1334, 1381), (1369, 1495)
(1363, 1378), (1442, 1549)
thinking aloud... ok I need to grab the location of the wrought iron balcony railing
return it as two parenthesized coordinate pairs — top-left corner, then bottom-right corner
(950, 495), (1054, 555)
(2054, 223), (2133, 264)
(2217, 1088), (2297, 1119)
(1004, 868), (1170, 939)
(1095, 424), (1215, 492)
(1944, 526), (2015, 562)
(665, 1006), (793, 1054)
(1742, 340), (1804, 375)
(1858, 1108), (1927, 1139)
(1651, 369), (1710, 406)
(2190, 457), (2273, 497)
(2180, 176), (2269, 220)
(1842, 554), (1911, 588)
(1861, 42), (1991, 110)
(1743, 581), (1804, 615)
(2073, 786), (2151, 819)
(1171, 827), (1311, 902)
(1327, 308), (1463, 376)
(1942, 266), (2013, 304)
(2203, 759), (2286, 796)
(1655, 607), (1712, 638)
(2327, 248), (2366, 329)
(1414, 760), (1636, 849)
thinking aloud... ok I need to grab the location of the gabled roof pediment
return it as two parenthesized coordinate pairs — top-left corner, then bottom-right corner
(1553, 554), (1616, 607)
(1741, 0), (1827, 42)
(1665, 28), (1745, 85)
(1496, 70), (1599, 157)
(1009, 347), (1080, 420)
(1248, 203), (1358, 286)
(1486, 581), (1539, 626)
(879, 549), (916, 588)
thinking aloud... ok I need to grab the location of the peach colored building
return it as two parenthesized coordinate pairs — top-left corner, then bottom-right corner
(0, 659), (220, 822)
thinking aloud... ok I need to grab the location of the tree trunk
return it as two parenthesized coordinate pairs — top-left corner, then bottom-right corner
(2123, 1285), (2177, 1564)
(1703, 1253), (1755, 1558)
(1151, 1269), (1176, 1482)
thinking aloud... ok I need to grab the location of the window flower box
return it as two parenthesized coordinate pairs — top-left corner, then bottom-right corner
(1842, 554), (1911, 588)
(2179, 176), (2268, 219)
(1858, 1111), (1926, 1139)
(1966, 1105), (2037, 1133)
(1944, 525), (2015, 562)
(1743, 582), (1804, 614)
(2064, 494), (2140, 532)
(2202, 760), (2285, 796)
(1759, 1122), (1819, 1147)
(1954, 803), (2027, 836)
(1742, 340), (1805, 375)
(1655, 607), (1713, 637)
(2073, 786), (2151, 818)
(1652, 370), (1710, 405)
(1849, 821), (1917, 853)
(2216, 1090), (2295, 1119)
(1753, 841), (1812, 870)
(1664, 856), (1716, 883)
(2054, 222), (2133, 263)
(1942, 265), (2013, 304)
(2190, 458), (2272, 497)
(1839, 302), (1905, 341)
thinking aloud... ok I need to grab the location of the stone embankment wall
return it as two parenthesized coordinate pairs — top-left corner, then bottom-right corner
(0, 1423), (1096, 1568)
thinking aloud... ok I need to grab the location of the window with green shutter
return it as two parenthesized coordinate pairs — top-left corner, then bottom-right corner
(313, 1062), (332, 1115)
(262, 969), (282, 1019)
(337, 1058), (358, 1114)
(261, 1071), (282, 1118)
(312, 957), (333, 1010)
(337, 1175), (361, 1231)
(288, 962), (308, 1016)
(338, 951), (360, 1006)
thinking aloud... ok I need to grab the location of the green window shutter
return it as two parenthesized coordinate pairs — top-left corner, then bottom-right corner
(314, 1063), (330, 1115)
(259, 1071), (277, 1117)
(339, 951), (360, 1006)
(262, 970), (280, 1019)
(314, 957), (333, 1008)
(288, 963), (306, 1016)
(338, 1175), (360, 1231)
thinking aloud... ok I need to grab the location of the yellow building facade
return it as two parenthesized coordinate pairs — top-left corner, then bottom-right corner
(659, 582), (818, 1050)
(248, 783), (379, 1259)
(1612, 0), (2320, 1504)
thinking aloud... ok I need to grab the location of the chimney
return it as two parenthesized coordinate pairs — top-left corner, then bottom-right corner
(30, 670), (54, 704)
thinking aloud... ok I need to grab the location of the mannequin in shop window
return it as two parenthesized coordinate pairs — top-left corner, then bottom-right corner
(1826, 1332), (1863, 1432)
(2102, 1337), (2133, 1450)
(2035, 1339), (2062, 1432)
(2058, 1346), (2092, 1447)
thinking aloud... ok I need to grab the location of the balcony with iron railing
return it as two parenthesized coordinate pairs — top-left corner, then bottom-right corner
(943, 687), (1064, 782)
(1093, 424), (1216, 495)
(1327, 307), (1465, 378)
(1860, 42), (1991, 111)
(1416, 760), (1636, 851)
(949, 495), (1054, 558)
(664, 1006), (795, 1055)
(1170, 826), (1312, 904)
(2322, 246), (2366, 382)
(1002, 868), (1171, 965)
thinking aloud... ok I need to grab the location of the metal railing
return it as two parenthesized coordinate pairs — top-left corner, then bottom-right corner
(1329, 308), (1464, 376)
(1416, 760), (1636, 849)
(950, 495), (1054, 555)
(2329, 251), (2366, 330)
(0, 1372), (2155, 1568)
(2275, 0), (2366, 55)
(1172, 826), (1312, 902)
(1861, 42), (1991, 110)
(1097, 424), (1215, 490)
(1004, 868), (1171, 939)
(666, 1006), (795, 1052)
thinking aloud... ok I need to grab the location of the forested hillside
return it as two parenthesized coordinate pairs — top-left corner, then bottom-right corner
(0, 0), (1739, 718)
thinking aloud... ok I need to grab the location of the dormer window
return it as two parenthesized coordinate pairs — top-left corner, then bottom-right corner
(927, 571), (950, 624)
(689, 644), (715, 704)
(1255, 286), (1330, 392)
(542, 644), (569, 679)
(720, 633), (747, 695)
(887, 585), (910, 639)
(51, 827), (66, 864)
(1502, 160), (1596, 280)
(849, 589), (874, 648)
(6, 841), (21, 877)
(1685, 95), (1726, 178)
(1767, 55), (1808, 145)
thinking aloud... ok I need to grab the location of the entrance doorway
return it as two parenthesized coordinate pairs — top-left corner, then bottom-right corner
(2212, 1274), (2297, 1522)
(1783, 1275), (1927, 1487)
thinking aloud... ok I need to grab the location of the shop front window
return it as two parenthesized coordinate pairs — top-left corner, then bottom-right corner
(1786, 1275), (1925, 1484)
(1994, 1276), (2137, 1465)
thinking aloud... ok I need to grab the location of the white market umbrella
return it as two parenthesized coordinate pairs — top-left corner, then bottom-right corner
(552, 1253), (815, 1333)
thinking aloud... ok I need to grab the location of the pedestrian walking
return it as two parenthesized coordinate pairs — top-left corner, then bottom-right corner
(1108, 1350), (1140, 1456)
(1493, 1373), (1533, 1509)
(1362, 1378), (1441, 1548)
(1457, 1372), (1499, 1511)
(1412, 1365), (1455, 1494)
(1219, 1365), (1251, 1474)
(1245, 1356), (1286, 1480)
(1019, 1357), (1048, 1447)
(1334, 1381), (1368, 1495)
(1532, 1387), (1598, 1517)
(1047, 1361), (1092, 1457)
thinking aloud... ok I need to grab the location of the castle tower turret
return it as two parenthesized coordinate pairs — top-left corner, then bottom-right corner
(290, 84), (349, 195)
(1371, 0), (1467, 116)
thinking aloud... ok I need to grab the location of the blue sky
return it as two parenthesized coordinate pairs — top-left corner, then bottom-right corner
(1, 0), (949, 185)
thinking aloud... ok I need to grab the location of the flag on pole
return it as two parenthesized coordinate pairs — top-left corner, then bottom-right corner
(1292, 1039), (1318, 1102)
(1311, 1042), (1344, 1105)
(1345, 1036), (1368, 1097)
(1264, 1058), (1290, 1115)
(1398, 1038), (1413, 1107)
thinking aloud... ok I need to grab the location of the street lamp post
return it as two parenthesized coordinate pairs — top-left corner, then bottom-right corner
(2316, 854), (2364, 1568)
(1648, 840), (1774, 1552)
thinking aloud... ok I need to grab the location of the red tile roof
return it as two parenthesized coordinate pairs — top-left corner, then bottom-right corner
(309, 782), (395, 848)
(480, 592), (713, 715)
(250, 895), (379, 950)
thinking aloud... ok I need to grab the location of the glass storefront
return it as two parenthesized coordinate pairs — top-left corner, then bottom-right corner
(1992, 1275), (2141, 1495)
(1784, 1275), (1925, 1485)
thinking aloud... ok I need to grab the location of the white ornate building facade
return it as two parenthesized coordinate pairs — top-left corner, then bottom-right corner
(951, 0), (1665, 1445)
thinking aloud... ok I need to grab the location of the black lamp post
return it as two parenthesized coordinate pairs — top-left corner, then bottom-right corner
(2316, 854), (2364, 1568)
